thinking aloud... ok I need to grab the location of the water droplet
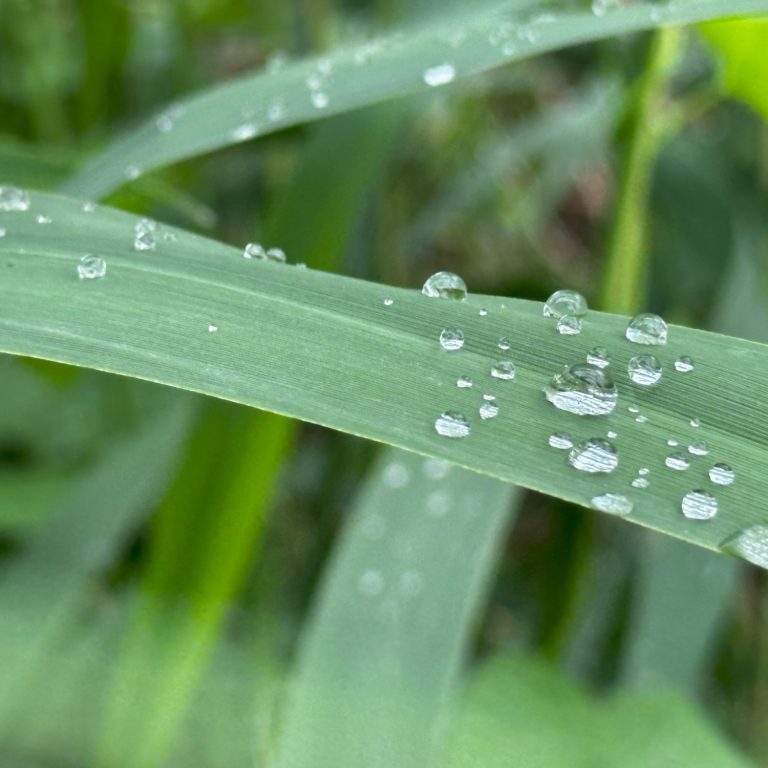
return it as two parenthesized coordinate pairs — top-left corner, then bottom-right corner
(156, 114), (174, 133)
(134, 218), (157, 251)
(231, 122), (258, 141)
(267, 99), (286, 122)
(632, 477), (649, 489)
(479, 401), (499, 420)
(77, 254), (106, 280)
(638, 467), (650, 475)
(358, 570), (385, 596)
(479, 308), (488, 317)
(688, 439), (709, 457)
(548, 432), (573, 450)
(721, 526), (768, 568)
(0, 228), (5, 237)
(628, 405), (640, 414)
(0, 185), (30, 212)
(543, 289), (588, 319)
(427, 488), (450, 516)
(384, 462), (410, 488)
(497, 337), (511, 351)
(707, 463), (735, 487)
(635, 414), (648, 423)
(681, 490), (718, 520)
(569, 438), (619, 473)
(667, 438), (679, 447)
(244, 243), (285, 262)
(557, 315), (582, 335)
(423, 457), (450, 480)
(434, 411), (470, 438)
(491, 361), (516, 380)
(690, 418), (701, 428)
(483, 394), (496, 402)
(266, 247), (286, 263)
(311, 91), (329, 109)
(383, 298), (394, 306)
(591, 493), (633, 516)
(607, 430), (618, 439)
(626, 313), (668, 345)
(35, 214), (51, 224)
(628, 354), (662, 386)
(587, 346), (610, 368)
(82, 201), (96, 213)
(422, 271), (467, 300)
(125, 164), (142, 180)
(208, 324), (218, 333)
(665, 452), (690, 471)
(675, 356), (694, 373)
(456, 376), (473, 389)
(439, 328), (465, 351)
(544, 364), (617, 416)
(423, 63), (456, 87)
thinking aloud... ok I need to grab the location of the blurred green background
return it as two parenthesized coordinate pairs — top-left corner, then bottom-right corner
(1, 1), (768, 766)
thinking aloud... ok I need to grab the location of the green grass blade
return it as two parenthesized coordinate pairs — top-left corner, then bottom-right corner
(276, 448), (517, 768)
(0, 390), (194, 738)
(60, 0), (768, 199)
(1, 191), (767, 560)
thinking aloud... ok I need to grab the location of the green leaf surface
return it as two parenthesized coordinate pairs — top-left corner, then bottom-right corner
(1, 191), (767, 561)
(276, 449), (517, 768)
(61, 0), (768, 199)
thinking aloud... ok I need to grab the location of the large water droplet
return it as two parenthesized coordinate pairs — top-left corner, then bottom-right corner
(591, 493), (633, 516)
(134, 218), (157, 251)
(557, 315), (582, 335)
(688, 439), (709, 457)
(422, 271), (467, 300)
(543, 289), (588, 319)
(491, 361), (516, 380)
(665, 452), (690, 471)
(423, 63), (456, 87)
(434, 411), (470, 438)
(626, 313), (668, 345)
(77, 254), (106, 280)
(721, 526), (768, 568)
(587, 346), (610, 368)
(709, 463), (735, 486)
(548, 432), (573, 450)
(456, 376), (473, 389)
(568, 438), (619, 473)
(0, 185), (30, 212)
(544, 364), (617, 416)
(440, 328), (464, 351)
(628, 354), (662, 386)
(479, 401), (499, 420)
(675, 356), (694, 373)
(681, 490), (718, 520)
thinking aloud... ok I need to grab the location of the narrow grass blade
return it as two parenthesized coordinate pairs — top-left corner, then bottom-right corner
(60, 0), (768, 199)
(1, 192), (768, 559)
(276, 448), (517, 768)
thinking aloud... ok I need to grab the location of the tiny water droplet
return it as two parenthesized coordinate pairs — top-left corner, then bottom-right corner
(635, 414), (648, 423)
(548, 432), (573, 450)
(358, 570), (385, 596)
(434, 411), (470, 438)
(231, 122), (258, 141)
(497, 337), (511, 351)
(423, 457), (450, 480)
(628, 354), (662, 386)
(35, 214), (51, 224)
(483, 393), (495, 401)
(384, 462), (410, 488)
(134, 218), (157, 251)
(427, 488), (451, 516)
(628, 405), (639, 414)
(479, 401), (499, 420)
(479, 308), (488, 317)
(638, 467), (650, 476)
(681, 490), (718, 520)
(456, 376), (473, 389)
(626, 313), (668, 345)
(665, 452), (690, 471)
(399, 570), (424, 597)
(491, 361), (516, 380)
(688, 439), (709, 457)
(632, 477), (649, 489)
(422, 271), (467, 300)
(0, 228), (5, 237)
(0, 185), (30, 212)
(267, 99), (286, 122)
(607, 430), (618, 439)
(311, 91), (329, 109)
(667, 438), (679, 447)
(439, 328), (464, 351)
(266, 247), (286, 263)
(423, 63), (456, 87)
(721, 526), (768, 568)
(557, 315), (582, 335)
(77, 254), (106, 280)
(544, 364), (617, 416)
(125, 164), (142, 180)
(156, 114), (174, 133)
(82, 201), (96, 213)
(591, 493), (633, 516)
(675, 356), (694, 373)
(569, 438), (618, 473)
(383, 298), (394, 306)
(709, 463), (735, 486)
(208, 324), (218, 333)
(543, 289), (588, 319)
(690, 418), (701, 428)
(587, 346), (610, 368)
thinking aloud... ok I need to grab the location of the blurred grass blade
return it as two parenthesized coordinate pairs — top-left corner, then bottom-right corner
(276, 448), (517, 768)
(60, 0), (768, 199)
(0, 390), (194, 736)
(2, 192), (768, 559)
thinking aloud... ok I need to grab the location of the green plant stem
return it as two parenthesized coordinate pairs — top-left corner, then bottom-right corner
(601, 27), (682, 315)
